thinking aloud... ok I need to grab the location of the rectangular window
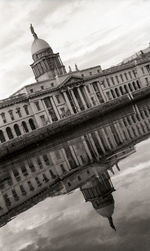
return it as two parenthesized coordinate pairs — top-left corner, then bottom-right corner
(16, 108), (22, 118)
(20, 164), (28, 176)
(106, 78), (110, 86)
(28, 160), (35, 172)
(35, 101), (41, 111)
(12, 189), (19, 201)
(40, 115), (47, 126)
(115, 76), (119, 84)
(23, 105), (29, 115)
(110, 77), (115, 85)
(128, 71), (132, 79)
(35, 177), (42, 187)
(8, 110), (14, 120)
(1, 112), (7, 123)
(27, 181), (34, 191)
(141, 67), (145, 74)
(120, 74), (124, 82)
(13, 168), (20, 181)
(145, 77), (149, 85)
(37, 157), (43, 169)
(124, 72), (128, 81)
(43, 154), (50, 165)
(20, 185), (26, 195)
(55, 95), (61, 104)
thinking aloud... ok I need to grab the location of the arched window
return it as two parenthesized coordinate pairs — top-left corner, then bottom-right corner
(115, 88), (120, 97)
(111, 89), (115, 98)
(124, 85), (128, 93)
(6, 127), (14, 139)
(119, 86), (124, 95)
(14, 124), (21, 136)
(136, 80), (141, 89)
(132, 82), (137, 90)
(29, 119), (36, 130)
(128, 83), (133, 92)
(0, 130), (6, 143)
(22, 121), (29, 133)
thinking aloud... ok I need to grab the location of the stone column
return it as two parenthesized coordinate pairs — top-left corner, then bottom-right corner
(124, 117), (134, 138)
(119, 119), (130, 140)
(106, 126), (118, 148)
(83, 86), (93, 107)
(62, 91), (74, 114)
(81, 136), (93, 160)
(100, 128), (112, 150)
(77, 87), (88, 109)
(70, 89), (81, 112)
(87, 133), (99, 159)
(113, 123), (123, 143)
(69, 145), (80, 166)
(95, 131), (106, 154)
(62, 149), (72, 170)
(41, 99), (53, 123)
(50, 97), (60, 120)
(96, 81), (107, 102)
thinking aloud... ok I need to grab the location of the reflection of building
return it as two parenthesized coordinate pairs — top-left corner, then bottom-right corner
(1, 100), (150, 227)
(80, 172), (116, 230)
(0, 25), (150, 144)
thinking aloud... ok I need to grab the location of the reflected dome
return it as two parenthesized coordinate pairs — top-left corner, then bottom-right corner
(96, 203), (114, 218)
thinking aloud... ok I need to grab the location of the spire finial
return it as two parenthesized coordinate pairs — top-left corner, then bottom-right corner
(108, 216), (116, 231)
(30, 24), (38, 39)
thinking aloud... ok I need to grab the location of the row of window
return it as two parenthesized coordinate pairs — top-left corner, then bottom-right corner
(29, 82), (55, 93)
(0, 119), (36, 143)
(81, 69), (100, 77)
(0, 105), (30, 124)
(103, 70), (137, 88)
(106, 81), (141, 100)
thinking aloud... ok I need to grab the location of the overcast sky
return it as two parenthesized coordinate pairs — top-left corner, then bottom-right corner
(0, 0), (150, 99)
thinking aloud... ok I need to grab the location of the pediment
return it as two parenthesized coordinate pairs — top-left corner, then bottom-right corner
(59, 75), (84, 89)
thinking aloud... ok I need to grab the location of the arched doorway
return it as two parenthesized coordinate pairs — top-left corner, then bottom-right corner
(22, 121), (29, 133)
(0, 130), (6, 143)
(124, 85), (128, 93)
(136, 80), (141, 89)
(14, 124), (21, 136)
(6, 127), (14, 139)
(132, 82), (137, 90)
(119, 86), (124, 95)
(111, 89), (115, 98)
(128, 83), (133, 92)
(115, 88), (120, 97)
(29, 119), (36, 130)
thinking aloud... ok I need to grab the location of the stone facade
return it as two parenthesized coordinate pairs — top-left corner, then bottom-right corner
(0, 26), (150, 144)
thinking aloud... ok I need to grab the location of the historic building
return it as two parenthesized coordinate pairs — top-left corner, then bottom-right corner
(0, 25), (150, 144)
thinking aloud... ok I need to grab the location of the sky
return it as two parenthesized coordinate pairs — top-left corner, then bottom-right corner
(0, 138), (150, 251)
(0, 0), (150, 99)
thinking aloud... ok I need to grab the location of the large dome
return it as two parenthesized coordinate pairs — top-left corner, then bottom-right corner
(96, 204), (114, 218)
(31, 38), (50, 55)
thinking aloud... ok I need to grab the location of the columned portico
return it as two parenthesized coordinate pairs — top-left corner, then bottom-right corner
(83, 85), (93, 107)
(77, 87), (88, 109)
(62, 91), (74, 115)
(50, 97), (60, 120)
(70, 89), (81, 112)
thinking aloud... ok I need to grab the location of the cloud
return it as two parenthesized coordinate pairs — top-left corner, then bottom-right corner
(1, 0), (150, 98)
